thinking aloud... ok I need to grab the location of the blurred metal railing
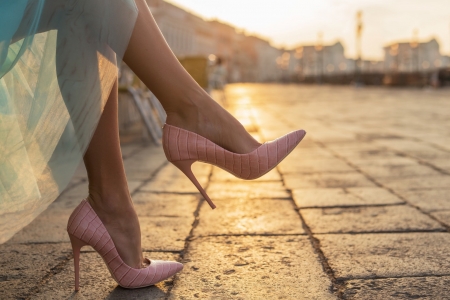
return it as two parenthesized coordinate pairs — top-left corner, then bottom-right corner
(127, 87), (166, 145)
(118, 63), (166, 145)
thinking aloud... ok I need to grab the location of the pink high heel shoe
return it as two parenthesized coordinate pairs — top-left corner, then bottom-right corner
(162, 124), (306, 209)
(67, 200), (183, 290)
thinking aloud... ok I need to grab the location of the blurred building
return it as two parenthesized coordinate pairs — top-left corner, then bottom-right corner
(147, 0), (215, 57)
(345, 59), (384, 73)
(146, 0), (282, 83)
(146, 0), (450, 86)
(384, 38), (443, 73)
(287, 42), (348, 78)
(236, 34), (282, 82)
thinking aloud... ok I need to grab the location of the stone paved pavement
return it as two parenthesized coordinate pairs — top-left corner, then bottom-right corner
(1, 84), (450, 299)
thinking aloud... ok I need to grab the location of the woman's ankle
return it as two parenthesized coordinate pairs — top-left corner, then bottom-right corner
(87, 189), (134, 219)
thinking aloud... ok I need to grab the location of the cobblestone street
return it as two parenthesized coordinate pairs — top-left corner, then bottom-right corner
(1, 84), (450, 299)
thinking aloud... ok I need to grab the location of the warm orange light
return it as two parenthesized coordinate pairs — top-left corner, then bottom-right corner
(295, 47), (303, 58)
(282, 52), (290, 60)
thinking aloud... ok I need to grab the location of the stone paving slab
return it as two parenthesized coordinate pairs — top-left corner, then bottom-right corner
(301, 205), (443, 234)
(0, 243), (72, 300)
(120, 144), (144, 158)
(30, 252), (179, 300)
(284, 173), (377, 189)
(140, 163), (210, 194)
(170, 236), (336, 300)
(357, 164), (442, 178)
(56, 183), (90, 202)
(375, 140), (450, 160)
(210, 166), (282, 182)
(431, 210), (450, 227)
(128, 180), (146, 194)
(342, 276), (450, 300)
(394, 189), (450, 212)
(318, 233), (450, 280)
(377, 175), (450, 190)
(289, 146), (335, 160)
(279, 158), (355, 174)
(346, 156), (419, 167)
(206, 181), (290, 200)
(123, 147), (166, 180)
(323, 143), (389, 153)
(133, 193), (199, 217)
(292, 187), (404, 208)
(194, 199), (305, 236)
(329, 148), (395, 160)
(346, 187), (404, 205)
(132, 193), (198, 251)
(427, 158), (450, 173)
(139, 216), (193, 252)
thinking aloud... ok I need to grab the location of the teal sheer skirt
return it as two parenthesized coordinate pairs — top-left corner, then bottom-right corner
(0, 0), (138, 243)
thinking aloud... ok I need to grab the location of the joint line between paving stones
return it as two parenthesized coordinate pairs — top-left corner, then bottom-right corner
(255, 123), (342, 299)
(130, 161), (170, 197)
(402, 135), (450, 155)
(282, 182), (345, 298)
(138, 191), (199, 196)
(78, 248), (182, 253)
(254, 114), (345, 298)
(298, 203), (407, 210)
(313, 229), (447, 235)
(121, 144), (144, 160)
(338, 273), (450, 283)
(189, 233), (307, 240)
(393, 150), (450, 176)
(165, 165), (214, 299)
(24, 251), (73, 300)
(257, 123), (345, 299)
(314, 140), (450, 234)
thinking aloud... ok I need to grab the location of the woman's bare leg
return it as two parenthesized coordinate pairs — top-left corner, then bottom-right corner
(124, 0), (260, 154)
(83, 78), (143, 268)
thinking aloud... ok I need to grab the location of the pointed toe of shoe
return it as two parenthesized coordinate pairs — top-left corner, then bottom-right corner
(293, 129), (306, 142)
(155, 260), (183, 279)
(167, 261), (184, 274)
(283, 129), (306, 150)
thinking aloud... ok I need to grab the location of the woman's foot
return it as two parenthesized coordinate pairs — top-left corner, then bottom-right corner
(86, 193), (144, 269)
(165, 93), (261, 154)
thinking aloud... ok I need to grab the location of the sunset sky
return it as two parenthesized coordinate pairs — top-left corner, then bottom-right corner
(166, 0), (450, 60)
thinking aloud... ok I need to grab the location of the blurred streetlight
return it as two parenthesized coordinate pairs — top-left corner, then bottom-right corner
(295, 47), (304, 79)
(355, 11), (363, 83)
(410, 29), (419, 72)
(315, 32), (323, 82)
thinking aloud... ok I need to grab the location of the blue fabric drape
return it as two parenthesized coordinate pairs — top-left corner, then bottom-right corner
(0, 0), (138, 243)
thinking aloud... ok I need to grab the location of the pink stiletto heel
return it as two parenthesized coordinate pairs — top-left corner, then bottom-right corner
(171, 160), (216, 209)
(67, 200), (183, 290)
(162, 124), (306, 209)
(69, 234), (87, 291)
